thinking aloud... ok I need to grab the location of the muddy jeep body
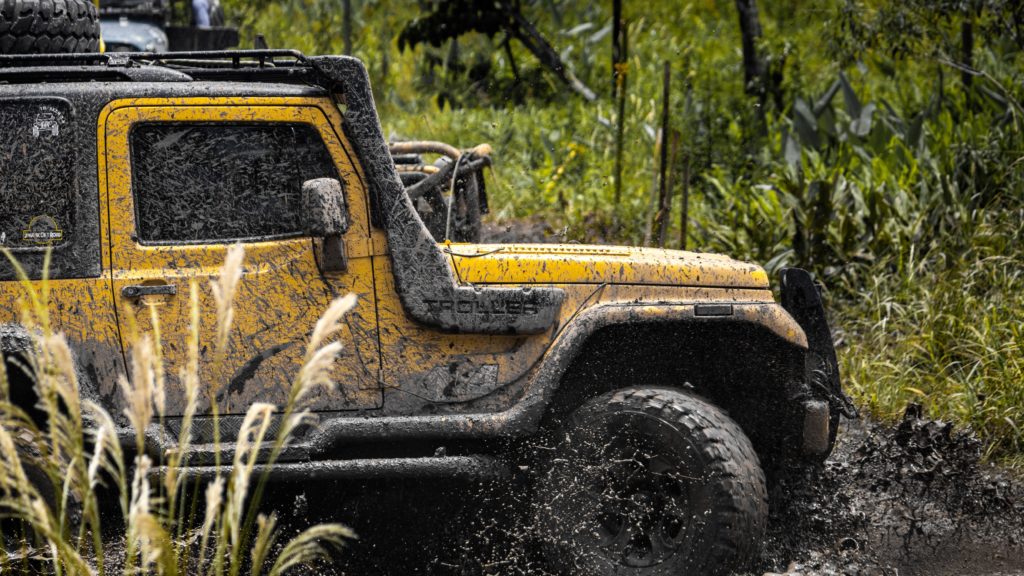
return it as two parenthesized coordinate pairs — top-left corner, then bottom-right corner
(0, 50), (845, 571)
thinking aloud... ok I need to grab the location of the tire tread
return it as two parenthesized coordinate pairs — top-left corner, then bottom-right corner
(548, 386), (768, 575)
(0, 0), (99, 54)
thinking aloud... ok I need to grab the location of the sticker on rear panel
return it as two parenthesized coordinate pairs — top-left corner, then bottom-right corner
(22, 215), (64, 244)
(31, 106), (65, 138)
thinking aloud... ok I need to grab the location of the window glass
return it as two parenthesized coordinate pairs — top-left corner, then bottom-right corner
(0, 99), (76, 250)
(130, 122), (338, 244)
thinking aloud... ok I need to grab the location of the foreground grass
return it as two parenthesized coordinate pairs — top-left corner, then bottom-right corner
(0, 247), (354, 575)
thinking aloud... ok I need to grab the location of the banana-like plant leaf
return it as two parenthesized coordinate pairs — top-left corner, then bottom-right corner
(813, 78), (842, 116)
(839, 71), (862, 119)
(588, 24), (612, 44)
(851, 102), (876, 137)
(793, 97), (821, 150)
(783, 130), (802, 169)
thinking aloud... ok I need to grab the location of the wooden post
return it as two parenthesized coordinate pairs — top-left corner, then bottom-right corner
(961, 14), (974, 110)
(654, 62), (672, 246)
(612, 22), (628, 208)
(612, 0), (623, 99)
(660, 130), (680, 247)
(343, 0), (353, 55)
(680, 152), (690, 250)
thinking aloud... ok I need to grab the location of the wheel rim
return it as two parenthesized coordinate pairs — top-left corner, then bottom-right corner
(556, 411), (707, 569)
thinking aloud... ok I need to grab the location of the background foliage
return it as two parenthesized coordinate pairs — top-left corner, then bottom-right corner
(223, 0), (1023, 464)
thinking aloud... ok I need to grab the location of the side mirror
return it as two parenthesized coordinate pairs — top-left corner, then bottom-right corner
(302, 178), (350, 273)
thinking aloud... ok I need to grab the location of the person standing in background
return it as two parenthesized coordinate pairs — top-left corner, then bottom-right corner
(192, 0), (211, 27)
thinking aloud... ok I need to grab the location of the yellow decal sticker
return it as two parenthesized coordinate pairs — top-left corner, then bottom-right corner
(22, 215), (64, 245)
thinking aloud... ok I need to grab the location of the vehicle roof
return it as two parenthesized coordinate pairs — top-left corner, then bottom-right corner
(0, 51), (334, 114)
(0, 50), (331, 101)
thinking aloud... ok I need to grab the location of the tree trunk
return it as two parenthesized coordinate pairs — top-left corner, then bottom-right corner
(508, 7), (597, 101)
(343, 0), (353, 55)
(735, 0), (766, 98)
(503, 35), (520, 81)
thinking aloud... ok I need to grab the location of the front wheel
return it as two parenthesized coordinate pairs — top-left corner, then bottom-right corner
(533, 387), (768, 576)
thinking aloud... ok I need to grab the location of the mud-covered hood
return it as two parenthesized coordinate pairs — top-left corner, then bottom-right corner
(448, 243), (770, 288)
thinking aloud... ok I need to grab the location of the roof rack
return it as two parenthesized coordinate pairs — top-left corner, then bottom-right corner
(0, 49), (309, 69)
(0, 49), (329, 85)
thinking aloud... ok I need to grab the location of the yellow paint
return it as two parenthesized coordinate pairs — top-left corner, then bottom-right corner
(447, 243), (770, 288)
(373, 251), (792, 404)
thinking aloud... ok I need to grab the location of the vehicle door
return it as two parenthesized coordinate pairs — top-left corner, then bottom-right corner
(101, 99), (381, 419)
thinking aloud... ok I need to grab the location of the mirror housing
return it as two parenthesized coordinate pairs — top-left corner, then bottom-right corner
(302, 178), (350, 273)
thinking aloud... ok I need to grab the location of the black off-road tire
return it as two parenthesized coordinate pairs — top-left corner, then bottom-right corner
(0, 0), (101, 55)
(534, 387), (768, 576)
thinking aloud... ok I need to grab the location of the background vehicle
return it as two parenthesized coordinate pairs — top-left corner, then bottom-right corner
(0, 50), (847, 574)
(99, 0), (237, 52)
(0, 0), (101, 53)
(0, 0), (236, 53)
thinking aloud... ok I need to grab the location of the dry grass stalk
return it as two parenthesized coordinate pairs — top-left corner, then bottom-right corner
(119, 334), (157, 456)
(0, 247), (354, 575)
(211, 244), (245, 362)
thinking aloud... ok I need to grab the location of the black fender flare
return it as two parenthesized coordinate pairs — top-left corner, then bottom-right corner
(517, 299), (810, 429)
(779, 268), (853, 418)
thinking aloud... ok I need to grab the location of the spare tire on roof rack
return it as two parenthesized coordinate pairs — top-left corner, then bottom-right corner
(0, 0), (101, 54)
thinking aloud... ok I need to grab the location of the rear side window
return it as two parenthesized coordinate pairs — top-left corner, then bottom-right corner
(0, 99), (76, 250)
(130, 122), (338, 244)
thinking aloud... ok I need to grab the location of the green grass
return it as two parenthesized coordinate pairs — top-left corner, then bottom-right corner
(839, 210), (1024, 461)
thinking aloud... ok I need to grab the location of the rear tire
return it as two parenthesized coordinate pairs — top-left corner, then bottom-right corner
(0, 0), (101, 55)
(534, 387), (768, 575)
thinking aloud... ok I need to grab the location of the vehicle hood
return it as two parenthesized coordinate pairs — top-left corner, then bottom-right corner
(448, 243), (770, 289)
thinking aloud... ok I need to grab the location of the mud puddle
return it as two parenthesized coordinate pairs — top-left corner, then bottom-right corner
(756, 406), (1024, 576)
(257, 408), (1022, 575)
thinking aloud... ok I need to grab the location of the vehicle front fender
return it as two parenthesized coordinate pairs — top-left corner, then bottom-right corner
(305, 298), (813, 449)
(519, 300), (810, 422)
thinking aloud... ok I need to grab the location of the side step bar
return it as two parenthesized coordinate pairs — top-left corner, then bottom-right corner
(150, 455), (509, 483)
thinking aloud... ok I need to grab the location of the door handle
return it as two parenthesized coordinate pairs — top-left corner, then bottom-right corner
(122, 284), (177, 299)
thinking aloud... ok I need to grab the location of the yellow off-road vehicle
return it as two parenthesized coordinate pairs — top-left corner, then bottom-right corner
(0, 50), (851, 574)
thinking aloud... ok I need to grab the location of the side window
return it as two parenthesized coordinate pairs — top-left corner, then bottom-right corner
(130, 122), (338, 244)
(0, 99), (76, 251)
